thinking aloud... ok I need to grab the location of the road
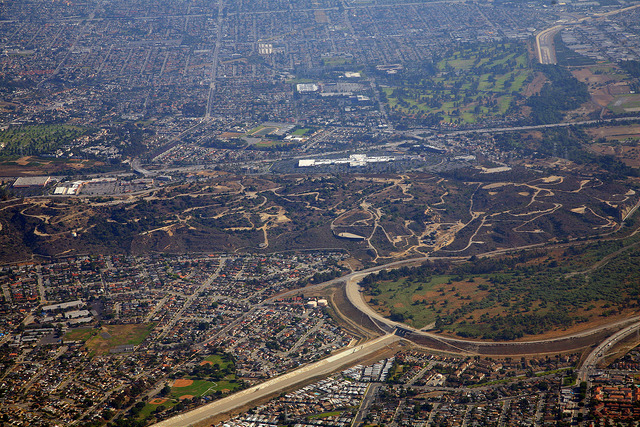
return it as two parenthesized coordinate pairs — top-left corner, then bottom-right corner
(205, 0), (225, 118)
(126, 114), (640, 179)
(351, 383), (381, 426)
(150, 333), (400, 427)
(36, 265), (47, 305)
(577, 320), (640, 383)
(444, 115), (640, 136)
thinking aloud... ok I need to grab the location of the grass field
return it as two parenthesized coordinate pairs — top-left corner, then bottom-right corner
(322, 57), (353, 66)
(81, 323), (155, 355)
(171, 379), (218, 398)
(138, 400), (178, 420)
(253, 139), (295, 148)
(172, 352), (241, 398)
(64, 327), (96, 342)
(364, 233), (640, 339)
(588, 66), (628, 81)
(608, 94), (640, 114)
(586, 125), (640, 141)
(252, 127), (279, 137)
(203, 354), (226, 365)
(367, 275), (487, 329)
(247, 125), (266, 134)
(292, 128), (312, 136)
(170, 378), (240, 398)
(309, 411), (345, 419)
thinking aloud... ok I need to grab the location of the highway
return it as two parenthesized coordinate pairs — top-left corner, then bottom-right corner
(577, 320), (640, 383)
(444, 115), (640, 136)
(151, 334), (400, 427)
(127, 114), (640, 179)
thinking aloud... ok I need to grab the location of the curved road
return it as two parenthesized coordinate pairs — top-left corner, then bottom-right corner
(269, 250), (640, 356)
(577, 321), (640, 383)
(343, 273), (640, 354)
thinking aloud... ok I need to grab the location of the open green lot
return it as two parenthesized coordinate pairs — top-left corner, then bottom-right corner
(203, 354), (227, 365)
(322, 57), (354, 66)
(608, 94), (640, 114)
(65, 323), (155, 355)
(292, 127), (312, 136)
(64, 327), (95, 342)
(138, 400), (178, 420)
(367, 275), (456, 328)
(364, 233), (640, 340)
(309, 411), (345, 419)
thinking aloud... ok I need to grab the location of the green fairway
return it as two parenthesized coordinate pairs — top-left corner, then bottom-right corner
(0, 124), (89, 157)
(381, 42), (533, 126)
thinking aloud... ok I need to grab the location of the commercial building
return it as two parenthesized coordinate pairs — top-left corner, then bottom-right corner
(298, 154), (394, 168)
(13, 176), (51, 187)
